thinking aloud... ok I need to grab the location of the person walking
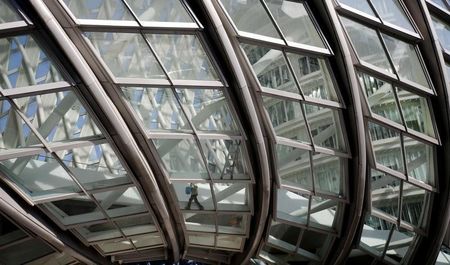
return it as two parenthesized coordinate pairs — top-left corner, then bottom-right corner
(185, 183), (204, 210)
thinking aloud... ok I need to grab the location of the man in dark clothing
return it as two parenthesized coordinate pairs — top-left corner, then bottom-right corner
(185, 183), (204, 210)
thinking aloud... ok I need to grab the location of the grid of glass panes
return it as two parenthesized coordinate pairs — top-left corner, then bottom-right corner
(0, 213), (80, 264)
(0, 0), (166, 257)
(337, 2), (437, 263)
(217, 0), (350, 262)
(60, 0), (254, 253)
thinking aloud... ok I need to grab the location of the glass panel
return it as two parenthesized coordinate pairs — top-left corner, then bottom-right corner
(0, 0), (23, 23)
(0, 215), (27, 247)
(47, 195), (104, 225)
(287, 53), (339, 102)
(276, 144), (312, 191)
(403, 136), (435, 186)
(183, 213), (215, 233)
(371, 169), (401, 218)
(359, 72), (402, 124)
(0, 100), (40, 150)
(276, 189), (309, 225)
(382, 34), (429, 89)
(368, 122), (404, 172)
(216, 234), (243, 250)
(299, 230), (330, 255)
(0, 152), (80, 200)
(0, 238), (54, 264)
(116, 215), (157, 236)
(217, 214), (247, 235)
(63, 0), (135, 21)
(371, 0), (414, 31)
(435, 246), (450, 265)
(188, 233), (214, 246)
(219, 0), (281, 39)
(360, 215), (393, 257)
(153, 138), (208, 180)
(341, 17), (393, 74)
(338, 0), (376, 16)
(268, 221), (301, 252)
(304, 103), (346, 151)
(93, 187), (147, 218)
(432, 16), (450, 51)
(431, 0), (450, 10)
(385, 227), (415, 261)
(14, 91), (101, 142)
(77, 221), (121, 242)
(85, 32), (165, 79)
(129, 233), (163, 248)
(263, 97), (309, 143)
(397, 88), (435, 137)
(265, 1), (325, 48)
(125, 0), (193, 23)
(401, 183), (427, 227)
(176, 89), (238, 132)
(309, 196), (337, 230)
(122, 87), (191, 132)
(146, 34), (219, 81)
(312, 154), (344, 195)
(56, 143), (130, 191)
(241, 44), (300, 94)
(213, 183), (249, 211)
(96, 238), (133, 254)
(0, 35), (63, 89)
(173, 182), (213, 210)
(200, 139), (249, 180)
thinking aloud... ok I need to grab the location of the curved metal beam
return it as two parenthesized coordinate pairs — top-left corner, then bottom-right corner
(28, 0), (180, 261)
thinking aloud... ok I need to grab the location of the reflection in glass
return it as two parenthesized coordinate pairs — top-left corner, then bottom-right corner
(371, 0), (414, 31)
(339, 0), (376, 16)
(241, 44), (300, 94)
(176, 89), (238, 132)
(214, 183), (249, 211)
(63, 0), (135, 21)
(276, 144), (312, 190)
(360, 215), (393, 257)
(122, 87), (191, 132)
(432, 15), (450, 51)
(309, 196), (337, 230)
(368, 122), (404, 172)
(263, 97), (309, 143)
(85, 32), (165, 79)
(304, 103), (346, 151)
(385, 227), (415, 261)
(276, 189), (309, 225)
(371, 169), (400, 218)
(153, 138), (208, 179)
(287, 53), (338, 101)
(125, 0), (193, 23)
(382, 34), (429, 89)
(341, 17), (393, 74)
(397, 88), (435, 137)
(0, 35), (62, 89)
(404, 136), (435, 186)
(146, 34), (219, 81)
(401, 183), (427, 227)
(220, 0), (281, 39)
(265, 0), (325, 48)
(312, 154), (343, 195)
(93, 187), (147, 218)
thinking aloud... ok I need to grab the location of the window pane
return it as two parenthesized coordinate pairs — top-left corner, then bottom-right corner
(188, 233), (214, 246)
(47, 195), (104, 225)
(359, 72), (402, 123)
(241, 44), (300, 94)
(14, 91), (101, 142)
(216, 234), (243, 250)
(432, 15), (450, 51)
(304, 103), (346, 151)
(287, 53), (339, 102)
(122, 87), (191, 132)
(125, 0), (193, 23)
(63, 0), (135, 21)
(0, 35), (63, 89)
(268, 221), (301, 252)
(76, 221), (121, 242)
(116, 215), (157, 236)
(219, 0), (281, 39)
(312, 154), (344, 195)
(184, 213), (215, 233)
(360, 215), (393, 256)
(371, 0), (414, 31)
(385, 227), (415, 261)
(146, 34), (219, 81)
(338, 0), (376, 16)
(371, 169), (400, 218)
(368, 122), (404, 172)
(176, 89), (238, 132)
(130, 233), (163, 248)
(276, 189), (309, 225)
(0, 216), (27, 247)
(93, 187), (147, 218)
(217, 214), (247, 235)
(265, 0), (325, 48)
(309, 196), (337, 230)
(401, 183), (427, 227)
(404, 136), (435, 186)
(430, 0), (449, 10)
(0, 238), (54, 264)
(96, 238), (133, 254)
(213, 183), (249, 211)
(397, 88), (435, 137)
(153, 138), (208, 180)
(85, 32), (165, 79)
(173, 182), (213, 210)
(276, 144), (312, 191)
(0, 152), (80, 200)
(382, 34), (429, 89)
(56, 143), (131, 191)
(0, 0), (23, 23)
(341, 17), (393, 74)
(263, 97), (310, 143)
